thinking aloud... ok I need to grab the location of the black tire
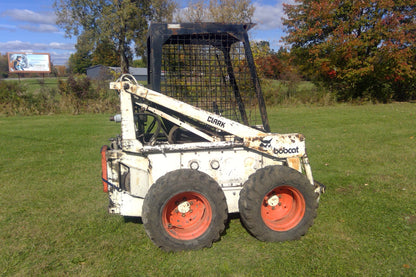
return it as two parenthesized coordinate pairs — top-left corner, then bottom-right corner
(142, 169), (228, 251)
(239, 165), (318, 242)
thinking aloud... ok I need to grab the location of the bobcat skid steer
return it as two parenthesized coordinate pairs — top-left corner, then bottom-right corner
(101, 23), (324, 251)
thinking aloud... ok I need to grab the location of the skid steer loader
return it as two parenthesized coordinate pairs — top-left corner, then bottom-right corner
(101, 23), (324, 251)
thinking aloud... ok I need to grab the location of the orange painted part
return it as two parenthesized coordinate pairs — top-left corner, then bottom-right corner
(261, 186), (305, 231)
(162, 192), (212, 240)
(287, 157), (301, 172)
(100, 145), (108, 193)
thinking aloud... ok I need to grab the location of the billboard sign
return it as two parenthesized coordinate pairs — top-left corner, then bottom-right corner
(8, 52), (51, 73)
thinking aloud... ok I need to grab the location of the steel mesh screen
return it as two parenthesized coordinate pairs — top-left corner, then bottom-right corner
(160, 33), (258, 126)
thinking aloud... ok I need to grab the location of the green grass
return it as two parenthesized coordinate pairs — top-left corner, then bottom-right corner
(1, 103), (415, 276)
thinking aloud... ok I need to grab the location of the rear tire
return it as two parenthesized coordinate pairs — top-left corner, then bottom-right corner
(239, 165), (318, 241)
(142, 169), (228, 251)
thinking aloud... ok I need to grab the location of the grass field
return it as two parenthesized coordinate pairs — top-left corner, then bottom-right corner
(1, 103), (415, 276)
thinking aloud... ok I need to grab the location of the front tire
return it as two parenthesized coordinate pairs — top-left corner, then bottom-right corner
(239, 165), (318, 242)
(142, 169), (228, 251)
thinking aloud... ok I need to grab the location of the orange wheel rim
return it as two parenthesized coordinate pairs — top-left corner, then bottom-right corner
(162, 192), (212, 240)
(261, 186), (305, 231)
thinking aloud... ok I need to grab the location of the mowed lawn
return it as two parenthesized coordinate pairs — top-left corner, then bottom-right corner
(0, 103), (415, 276)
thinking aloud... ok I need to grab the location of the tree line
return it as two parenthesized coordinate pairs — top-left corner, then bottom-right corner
(2, 0), (414, 103)
(283, 0), (416, 102)
(55, 0), (254, 74)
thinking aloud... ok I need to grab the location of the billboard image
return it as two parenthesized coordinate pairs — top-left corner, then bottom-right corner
(8, 52), (51, 73)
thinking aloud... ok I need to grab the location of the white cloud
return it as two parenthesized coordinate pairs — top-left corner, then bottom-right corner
(0, 9), (75, 65)
(253, 0), (295, 30)
(0, 24), (17, 31)
(48, 42), (75, 50)
(0, 40), (75, 52)
(19, 24), (59, 33)
(50, 51), (73, 65)
(2, 9), (57, 25)
(1, 9), (60, 35)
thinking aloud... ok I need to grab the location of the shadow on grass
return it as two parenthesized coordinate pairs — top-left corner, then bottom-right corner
(124, 216), (143, 224)
(123, 213), (241, 237)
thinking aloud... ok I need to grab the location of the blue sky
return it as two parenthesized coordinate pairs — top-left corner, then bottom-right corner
(0, 0), (292, 65)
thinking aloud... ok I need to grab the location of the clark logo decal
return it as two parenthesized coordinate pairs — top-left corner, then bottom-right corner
(207, 116), (226, 128)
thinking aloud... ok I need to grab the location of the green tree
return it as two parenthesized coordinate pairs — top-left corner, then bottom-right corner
(151, 0), (177, 22)
(67, 44), (93, 74)
(251, 41), (279, 79)
(55, 0), (177, 73)
(251, 41), (272, 60)
(91, 39), (120, 67)
(283, 0), (416, 102)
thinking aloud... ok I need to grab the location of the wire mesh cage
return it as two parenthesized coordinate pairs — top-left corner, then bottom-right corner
(147, 23), (269, 132)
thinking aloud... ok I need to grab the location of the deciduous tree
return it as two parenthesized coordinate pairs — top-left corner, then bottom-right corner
(55, 0), (177, 73)
(67, 47), (92, 74)
(251, 41), (283, 79)
(283, 0), (416, 102)
(91, 39), (120, 67)
(177, 0), (254, 23)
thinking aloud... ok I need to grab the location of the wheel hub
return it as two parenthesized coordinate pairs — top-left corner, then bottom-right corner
(177, 201), (191, 213)
(261, 186), (306, 231)
(267, 195), (280, 207)
(162, 191), (213, 240)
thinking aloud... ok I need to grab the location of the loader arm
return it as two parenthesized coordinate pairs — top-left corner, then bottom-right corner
(110, 76), (310, 163)
(110, 79), (265, 139)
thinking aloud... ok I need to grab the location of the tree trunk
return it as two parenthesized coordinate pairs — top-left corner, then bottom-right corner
(120, 42), (129, 74)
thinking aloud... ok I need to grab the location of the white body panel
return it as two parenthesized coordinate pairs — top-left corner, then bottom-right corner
(106, 146), (283, 216)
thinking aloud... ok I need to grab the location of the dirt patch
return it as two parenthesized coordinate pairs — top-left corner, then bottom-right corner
(405, 215), (416, 225)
